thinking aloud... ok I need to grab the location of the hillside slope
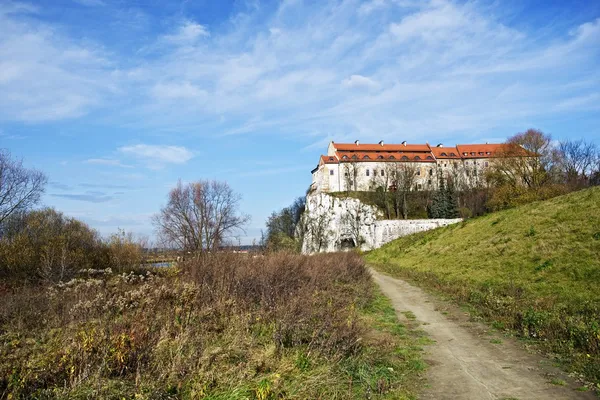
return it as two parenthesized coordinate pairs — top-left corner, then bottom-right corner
(367, 187), (600, 385)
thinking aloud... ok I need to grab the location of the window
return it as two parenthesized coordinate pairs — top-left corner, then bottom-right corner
(345, 172), (348, 177)
(417, 183), (422, 190)
(351, 155), (358, 160)
(426, 156), (434, 160)
(389, 155), (396, 160)
(363, 155), (370, 159)
(427, 180), (432, 185)
(401, 156), (409, 161)
(417, 170), (421, 176)
(463, 152), (468, 156)
(485, 162), (489, 167)
(366, 169), (370, 177)
(470, 152), (476, 156)
(381, 170), (385, 176)
(329, 157), (334, 161)
(342, 155), (348, 159)
(377, 155), (384, 159)
(329, 170), (334, 175)
(479, 152), (484, 156)
(450, 152), (456, 156)
(486, 152), (491, 155)
(414, 156), (421, 160)
(429, 169), (433, 176)
(441, 152), (447, 157)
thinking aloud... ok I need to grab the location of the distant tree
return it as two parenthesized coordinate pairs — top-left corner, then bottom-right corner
(0, 149), (47, 226)
(0, 208), (106, 281)
(153, 180), (250, 252)
(389, 163), (418, 219)
(370, 164), (392, 218)
(557, 139), (597, 187)
(265, 196), (306, 252)
(487, 129), (555, 190)
(303, 211), (332, 253)
(428, 174), (458, 219)
(343, 161), (359, 192)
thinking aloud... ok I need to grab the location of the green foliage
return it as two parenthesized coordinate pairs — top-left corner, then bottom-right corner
(367, 187), (600, 384)
(264, 196), (305, 252)
(427, 175), (458, 219)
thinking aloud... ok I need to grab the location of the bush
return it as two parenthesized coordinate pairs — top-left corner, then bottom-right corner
(0, 252), (383, 398)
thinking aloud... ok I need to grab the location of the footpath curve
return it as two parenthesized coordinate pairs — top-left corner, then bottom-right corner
(371, 269), (595, 400)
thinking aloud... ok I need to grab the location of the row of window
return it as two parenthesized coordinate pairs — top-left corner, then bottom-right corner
(341, 154), (435, 161)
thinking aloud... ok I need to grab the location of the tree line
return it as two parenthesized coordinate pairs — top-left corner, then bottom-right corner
(0, 149), (250, 282)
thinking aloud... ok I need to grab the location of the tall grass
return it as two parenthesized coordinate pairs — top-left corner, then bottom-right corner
(1, 252), (423, 399)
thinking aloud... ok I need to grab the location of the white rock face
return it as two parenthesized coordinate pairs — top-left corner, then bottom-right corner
(301, 192), (461, 254)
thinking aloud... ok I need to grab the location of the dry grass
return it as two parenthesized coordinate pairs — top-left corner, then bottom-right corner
(1, 252), (424, 399)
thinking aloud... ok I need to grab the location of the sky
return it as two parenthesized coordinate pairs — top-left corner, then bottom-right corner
(1, 0), (599, 244)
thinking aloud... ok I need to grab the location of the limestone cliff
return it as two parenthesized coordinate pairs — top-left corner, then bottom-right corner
(300, 192), (461, 254)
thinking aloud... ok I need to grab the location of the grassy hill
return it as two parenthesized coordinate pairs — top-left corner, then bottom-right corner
(366, 187), (600, 386)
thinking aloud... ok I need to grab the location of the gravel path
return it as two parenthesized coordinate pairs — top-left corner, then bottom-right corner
(371, 269), (595, 400)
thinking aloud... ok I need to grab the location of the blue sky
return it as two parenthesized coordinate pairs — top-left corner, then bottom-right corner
(1, 0), (599, 244)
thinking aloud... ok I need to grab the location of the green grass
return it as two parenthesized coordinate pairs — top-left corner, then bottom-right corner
(366, 187), (600, 385)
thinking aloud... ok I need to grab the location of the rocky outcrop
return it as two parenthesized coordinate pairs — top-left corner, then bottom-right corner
(301, 192), (461, 254)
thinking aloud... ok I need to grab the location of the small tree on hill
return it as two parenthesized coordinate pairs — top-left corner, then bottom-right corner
(428, 174), (458, 219)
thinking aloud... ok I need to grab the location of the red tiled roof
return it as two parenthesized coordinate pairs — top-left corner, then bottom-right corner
(430, 147), (461, 159)
(320, 155), (339, 164)
(333, 143), (432, 153)
(336, 151), (436, 162)
(456, 144), (512, 158)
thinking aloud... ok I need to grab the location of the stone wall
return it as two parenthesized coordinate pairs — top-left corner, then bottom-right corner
(301, 192), (461, 254)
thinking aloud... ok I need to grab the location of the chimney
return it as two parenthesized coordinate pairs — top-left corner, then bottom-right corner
(355, 140), (360, 145)
(437, 143), (443, 148)
(401, 141), (407, 146)
(378, 140), (384, 146)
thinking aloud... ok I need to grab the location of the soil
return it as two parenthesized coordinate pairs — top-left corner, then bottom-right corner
(371, 269), (597, 400)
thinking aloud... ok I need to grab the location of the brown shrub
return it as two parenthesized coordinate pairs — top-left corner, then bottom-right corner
(0, 252), (372, 398)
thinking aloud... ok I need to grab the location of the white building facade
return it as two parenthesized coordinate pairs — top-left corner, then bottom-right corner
(310, 141), (504, 193)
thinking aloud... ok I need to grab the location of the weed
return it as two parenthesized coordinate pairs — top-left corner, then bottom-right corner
(550, 378), (566, 386)
(490, 339), (503, 344)
(534, 260), (552, 272)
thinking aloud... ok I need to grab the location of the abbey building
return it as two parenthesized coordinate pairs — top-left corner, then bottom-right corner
(310, 140), (513, 193)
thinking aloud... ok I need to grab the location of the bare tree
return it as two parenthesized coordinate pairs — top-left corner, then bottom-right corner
(342, 161), (359, 192)
(488, 129), (554, 189)
(153, 180), (250, 252)
(341, 200), (369, 249)
(369, 164), (392, 218)
(389, 163), (418, 219)
(0, 149), (47, 226)
(557, 139), (597, 186)
(303, 211), (332, 253)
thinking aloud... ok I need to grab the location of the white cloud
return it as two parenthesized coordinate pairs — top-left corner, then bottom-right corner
(85, 158), (133, 168)
(342, 74), (380, 90)
(118, 144), (194, 164)
(162, 21), (210, 44)
(1, 0), (599, 142)
(0, 2), (115, 121)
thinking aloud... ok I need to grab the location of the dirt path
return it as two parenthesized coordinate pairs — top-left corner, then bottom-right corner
(371, 269), (596, 400)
